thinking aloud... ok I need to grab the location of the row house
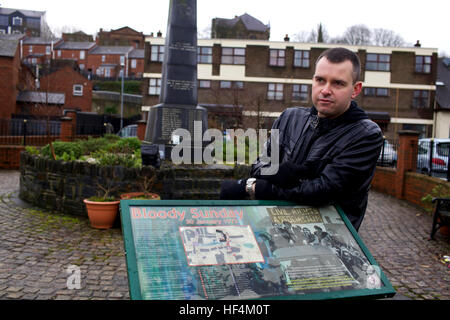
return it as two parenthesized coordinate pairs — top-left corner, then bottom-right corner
(142, 37), (438, 138)
(0, 36), (92, 119)
(97, 27), (145, 49)
(21, 37), (63, 66)
(53, 41), (96, 71)
(87, 46), (134, 78)
(17, 65), (93, 117)
(0, 7), (45, 37)
(0, 37), (22, 118)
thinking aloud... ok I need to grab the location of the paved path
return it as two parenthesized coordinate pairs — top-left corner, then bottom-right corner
(0, 170), (448, 300)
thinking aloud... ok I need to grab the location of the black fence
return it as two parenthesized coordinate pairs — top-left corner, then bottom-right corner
(417, 139), (450, 181)
(0, 119), (61, 146)
(377, 138), (398, 169)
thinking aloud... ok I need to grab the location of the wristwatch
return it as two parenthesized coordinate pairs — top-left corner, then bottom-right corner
(246, 178), (257, 200)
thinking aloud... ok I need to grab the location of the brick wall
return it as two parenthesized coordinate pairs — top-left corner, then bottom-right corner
(0, 47), (20, 119)
(39, 66), (93, 113)
(19, 152), (241, 218)
(0, 146), (25, 169)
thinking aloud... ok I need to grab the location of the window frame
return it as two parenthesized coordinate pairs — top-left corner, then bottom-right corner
(12, 16), (23, 26)
(293, 50), (310, 68)
(363, 87), (390, 97)
(267, 83), (284, 101)
(80, 50), (85, 60)
(415, 55), (432, 74)
(412, 90), (429, 108)
(73, 84), (83, 97)
(221, 47), (246, 65)
(292, 84), (309, 102)
(151, 45), (165, 62)
(269, 49), (286, 67)
(149, 78), (162, 96)
(366, 53), (391, 71)
(198, 46), (213, 64)
(198, 80), (211, 89)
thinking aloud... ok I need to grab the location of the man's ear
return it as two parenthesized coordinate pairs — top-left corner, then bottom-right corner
(352, 82), (363, 99)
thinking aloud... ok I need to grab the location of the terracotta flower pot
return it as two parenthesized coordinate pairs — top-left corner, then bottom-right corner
(84, 199), (120, 230)
(120, 192), (161, 200)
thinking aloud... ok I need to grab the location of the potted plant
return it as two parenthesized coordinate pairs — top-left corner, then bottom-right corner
(84, 182), (120, 230)
(120, 175), (160, 201)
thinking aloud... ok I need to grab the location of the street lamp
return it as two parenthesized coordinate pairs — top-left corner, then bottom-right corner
(120, 57), (125, 131)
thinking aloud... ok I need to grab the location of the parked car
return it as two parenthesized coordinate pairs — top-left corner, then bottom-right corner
(377, 140), (397, 166)
(417, 138), (450, 173)
(117, 124), (137, 138)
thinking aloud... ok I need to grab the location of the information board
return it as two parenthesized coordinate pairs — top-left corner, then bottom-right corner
(120, 200), (396, 300)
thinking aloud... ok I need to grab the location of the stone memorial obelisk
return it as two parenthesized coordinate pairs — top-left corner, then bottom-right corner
(144, 0), (208, 158)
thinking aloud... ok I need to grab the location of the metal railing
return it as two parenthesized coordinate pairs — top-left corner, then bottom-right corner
(417, 139), (450, 181)
(0, 119), (61, 146)
(377, 138), (398, 169)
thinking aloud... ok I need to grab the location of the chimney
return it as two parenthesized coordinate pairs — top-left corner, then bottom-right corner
(414, 40), (421, 47)
(284, 34), (290, 42)
(157, 30), (162, 37)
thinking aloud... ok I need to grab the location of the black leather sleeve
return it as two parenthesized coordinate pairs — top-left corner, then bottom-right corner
(268, 126), (383, 206)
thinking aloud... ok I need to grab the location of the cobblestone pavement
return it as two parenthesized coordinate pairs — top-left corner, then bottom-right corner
(0, 170), (449, 300)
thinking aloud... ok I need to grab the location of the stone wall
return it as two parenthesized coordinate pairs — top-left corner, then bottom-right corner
(19, 152), (251, 218)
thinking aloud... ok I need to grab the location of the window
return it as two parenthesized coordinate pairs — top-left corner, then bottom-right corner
(80, 50), (85, 60)
(292, 84), (309, 102)
(0, 29), (5, 34)
(412, 90), (429, 108)
(199, 80), (211, 88)
(415, 56), (432, 73)
(73, 85), (83, 96)
(101, 55), (106, 63)
(220, 81), (244, 89)
(198, 46), (212, 64)
(131, 59), (137, 69)
(267, 83), (284, 100)
(120, 55), (125, 66)
(12, 17), (23, 26)
(269, 49), (285, 67)
(0, 15), (8, 26)
(26, 17), (40, 29)
(221, 47), (245, 65)
(151, 45), (164, 62)
(149, 78), (161, 95)
(366, 53), (390, 71)
(294, 50), (310, 68)
(57, 50), (61, 58)
(364, 87), (389, 97)
(46, 46), (51, 55)
(28, 46), (33, 53)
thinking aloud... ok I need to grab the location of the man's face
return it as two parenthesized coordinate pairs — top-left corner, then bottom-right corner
(312, 57), (362, 119)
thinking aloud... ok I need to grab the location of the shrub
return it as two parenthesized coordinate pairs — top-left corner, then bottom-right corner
(108, 137), (141, 154)
(41, 141), (82, 160)
(76, 137), (115, 156)
(92, 150), (141, 168)
(25, 146), (40, 156)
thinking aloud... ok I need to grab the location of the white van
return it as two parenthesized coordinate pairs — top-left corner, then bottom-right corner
(417, 138), (450, 173)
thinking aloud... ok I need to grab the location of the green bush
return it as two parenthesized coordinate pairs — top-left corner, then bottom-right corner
(108, 137), (141, 154)
(76, 137), (115, 156)
(92, 150), (141, 168)
(25, 146), (40, 156)
(41, 141), (82, 160)
(93, 80), (142, 95)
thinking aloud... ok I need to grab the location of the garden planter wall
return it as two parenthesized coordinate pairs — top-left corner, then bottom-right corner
(19, 152), (246, 219)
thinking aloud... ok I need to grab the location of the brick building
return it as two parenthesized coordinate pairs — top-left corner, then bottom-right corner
(97, 26), (145, 49)
(87, 46), (134, 78)
(142, 37), (438, 138)
(53, 41), (97, 72)
(0, 38), (21, 119)
(128, 49), (145, 78)
(21, 37), (63, 66)
(211, 13), (270, 40)
(0, 7), (46, 37)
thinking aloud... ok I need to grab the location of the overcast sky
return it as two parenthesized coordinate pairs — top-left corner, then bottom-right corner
(2, 0), (449, 55)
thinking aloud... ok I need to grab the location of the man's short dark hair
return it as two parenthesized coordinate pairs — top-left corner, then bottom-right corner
(316, 47), (361, 83)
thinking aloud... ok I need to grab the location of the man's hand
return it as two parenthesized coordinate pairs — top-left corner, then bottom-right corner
(220, 179), (247, 200)
(259, 162), (311, 188)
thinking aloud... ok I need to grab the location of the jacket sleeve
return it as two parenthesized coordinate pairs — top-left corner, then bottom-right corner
(256, 126), (383, 205)
(250, 111), (286, 178)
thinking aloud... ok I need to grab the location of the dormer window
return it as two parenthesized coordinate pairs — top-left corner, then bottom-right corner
(12, 17), (23, 26)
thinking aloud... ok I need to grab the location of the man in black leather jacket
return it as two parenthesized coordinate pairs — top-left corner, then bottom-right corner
(220, 48), (383, 231)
